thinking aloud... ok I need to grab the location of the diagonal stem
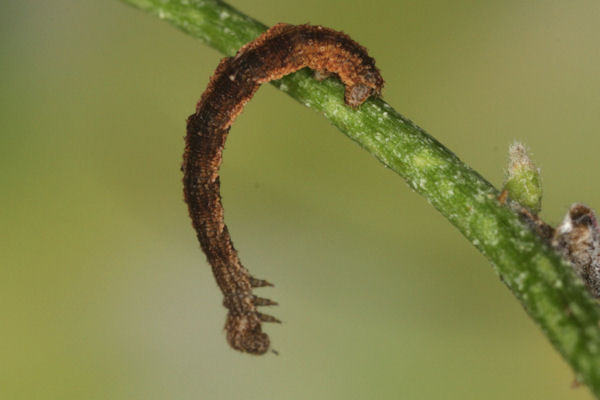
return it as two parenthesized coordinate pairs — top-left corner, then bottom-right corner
(120, 0), (600, 395)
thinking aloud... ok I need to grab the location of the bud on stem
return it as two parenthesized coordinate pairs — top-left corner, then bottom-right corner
(504, 142), (543, 214)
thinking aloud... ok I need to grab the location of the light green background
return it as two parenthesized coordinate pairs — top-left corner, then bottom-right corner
(2, 1), (600, 399)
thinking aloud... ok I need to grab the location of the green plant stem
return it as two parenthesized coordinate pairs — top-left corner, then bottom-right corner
(121, 0), (600, 395)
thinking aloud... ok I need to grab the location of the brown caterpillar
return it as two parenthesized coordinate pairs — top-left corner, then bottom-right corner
(183, 23), (383, 354)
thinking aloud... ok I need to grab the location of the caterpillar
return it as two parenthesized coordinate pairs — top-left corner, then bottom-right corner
(183, 23), (383, 354)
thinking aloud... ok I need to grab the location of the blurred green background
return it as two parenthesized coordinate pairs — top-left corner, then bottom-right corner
(2, 1), (600, 399)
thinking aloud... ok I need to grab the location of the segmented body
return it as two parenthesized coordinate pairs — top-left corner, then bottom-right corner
(183, 23), (383, 354)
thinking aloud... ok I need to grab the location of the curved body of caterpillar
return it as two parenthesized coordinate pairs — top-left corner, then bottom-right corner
(183, 23), (383, 354)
